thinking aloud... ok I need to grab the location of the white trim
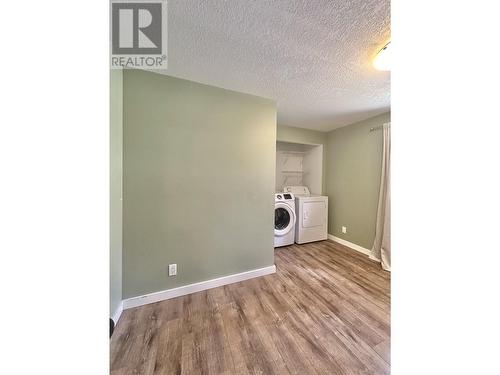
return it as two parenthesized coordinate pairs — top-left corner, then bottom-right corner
(122, 265), (277, 310)
(328, 234), (372, 257)
(112, 301), (123, 325)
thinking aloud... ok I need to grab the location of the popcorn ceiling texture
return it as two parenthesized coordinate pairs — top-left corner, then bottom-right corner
(160, 0), (390, 131)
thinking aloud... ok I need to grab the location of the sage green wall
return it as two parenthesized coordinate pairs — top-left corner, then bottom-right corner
(276, 125), (327, 194)
(326, 112), (390, 249)
(277, 125), (327, 146)
(123, 70), (277, 298)
(110, 69), (123, 316)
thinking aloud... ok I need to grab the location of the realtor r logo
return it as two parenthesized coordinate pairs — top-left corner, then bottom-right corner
(111, 0), (167, 69)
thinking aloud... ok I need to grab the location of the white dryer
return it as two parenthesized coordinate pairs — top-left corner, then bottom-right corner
(284, 186), (328, 244)
(274, 193), (296, 247)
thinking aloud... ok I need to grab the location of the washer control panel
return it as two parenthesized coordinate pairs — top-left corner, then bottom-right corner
(275, 193), (294, 201)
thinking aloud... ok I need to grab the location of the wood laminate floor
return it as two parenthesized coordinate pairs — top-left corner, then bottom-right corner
(111, 240), (391, 374)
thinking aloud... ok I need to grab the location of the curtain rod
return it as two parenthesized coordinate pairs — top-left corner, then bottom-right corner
(370, 124), (390, 132)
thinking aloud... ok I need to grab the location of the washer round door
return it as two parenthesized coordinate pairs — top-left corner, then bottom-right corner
(274, 202), (296, 236)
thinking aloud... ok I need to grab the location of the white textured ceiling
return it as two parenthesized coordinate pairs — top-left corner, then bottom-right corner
(161, 0), (390, 131)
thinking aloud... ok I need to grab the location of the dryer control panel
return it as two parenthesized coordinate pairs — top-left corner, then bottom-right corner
(284, 186), (310, 196)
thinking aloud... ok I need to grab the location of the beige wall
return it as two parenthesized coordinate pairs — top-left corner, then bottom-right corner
(326, 112), (390, 249)
(277, 125), (327, 194)
(110, 69), (123, 317)
(122, 70), (277, 298)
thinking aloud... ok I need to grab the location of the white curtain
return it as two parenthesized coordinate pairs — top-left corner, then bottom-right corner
(371, 123), (391, 271)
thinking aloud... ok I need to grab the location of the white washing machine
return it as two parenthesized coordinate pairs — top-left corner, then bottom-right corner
(284, 186), (328, 244)
(274, 193), (296, 247)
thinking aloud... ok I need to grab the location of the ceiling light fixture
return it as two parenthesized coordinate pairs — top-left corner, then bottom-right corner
(374, 42), (391, 71)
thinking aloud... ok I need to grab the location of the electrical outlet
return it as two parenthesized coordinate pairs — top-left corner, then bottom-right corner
(341, 226), (347, 234)
(168, 264), (177, 276)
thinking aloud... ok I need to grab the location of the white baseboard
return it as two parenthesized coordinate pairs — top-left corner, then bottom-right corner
(112, 301), (123, 325)
(328, 234), (372, 257)
(122, 265), (276, 310)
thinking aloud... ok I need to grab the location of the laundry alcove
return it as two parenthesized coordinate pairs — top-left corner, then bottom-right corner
(275, 141), (323, 194)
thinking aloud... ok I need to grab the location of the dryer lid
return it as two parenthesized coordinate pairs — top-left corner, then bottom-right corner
(283, 186), (310, 196)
